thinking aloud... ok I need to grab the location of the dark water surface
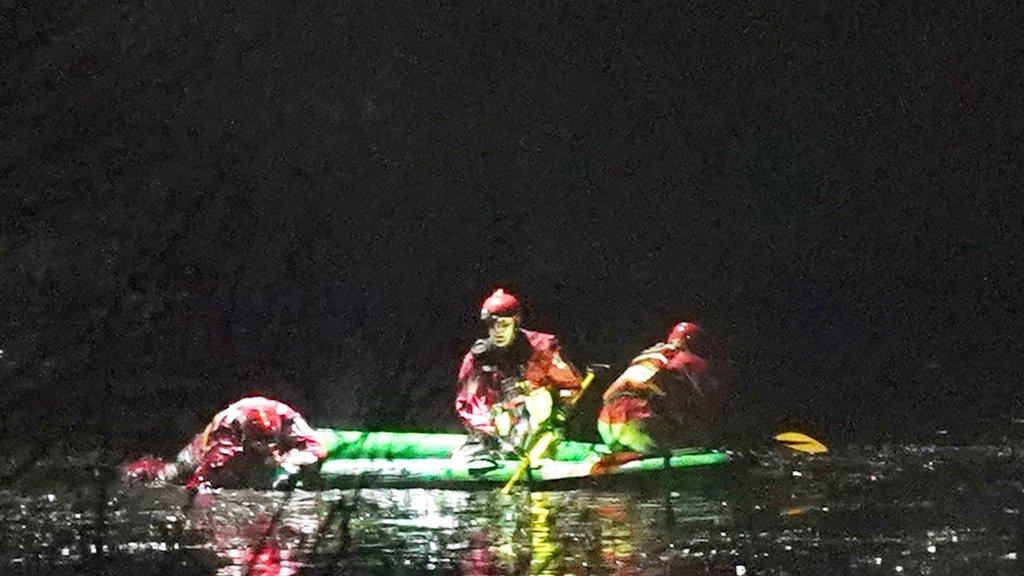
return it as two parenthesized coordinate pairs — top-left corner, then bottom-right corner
(3, 430), (1023, 575)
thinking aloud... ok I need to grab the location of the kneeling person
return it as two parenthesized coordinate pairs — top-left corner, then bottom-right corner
(455, 289), (582, 455)
(598, 322), (723, 455)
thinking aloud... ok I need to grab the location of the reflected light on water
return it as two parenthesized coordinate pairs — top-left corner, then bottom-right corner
(4, 436), (1024, 575)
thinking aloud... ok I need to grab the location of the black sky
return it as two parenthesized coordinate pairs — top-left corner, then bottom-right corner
(2, 1), (1021, 450)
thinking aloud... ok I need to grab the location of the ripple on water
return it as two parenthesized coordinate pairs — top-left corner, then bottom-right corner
(3, 437), (1024, 574)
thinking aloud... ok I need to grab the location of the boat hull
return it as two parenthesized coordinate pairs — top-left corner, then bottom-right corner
(315, 429), (729, 489)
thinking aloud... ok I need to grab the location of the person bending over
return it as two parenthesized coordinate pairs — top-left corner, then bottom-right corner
(125, 396), (326, 490)
(598, 322), (724, 455)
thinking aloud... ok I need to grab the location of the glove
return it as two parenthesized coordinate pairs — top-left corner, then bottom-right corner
(184, 474), (211, 493)
(273, 450), (323, 490)
(271, 470), (295, 491)
(278, 449), (319, 470)
(471, 339), (494, 357)
(123, 457), (170, 484)
(500, 377), (527, 405)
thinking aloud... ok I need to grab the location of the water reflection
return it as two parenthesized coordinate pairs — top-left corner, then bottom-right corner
(201, 487), (737, 575)
(187, 493), (310, 576)
(460, 528), (500, 576)
(4, 438), (1023, 575)
(594, 501), (641, 576)
(526, 492), (561, 575)
(452, 489), (736, 576)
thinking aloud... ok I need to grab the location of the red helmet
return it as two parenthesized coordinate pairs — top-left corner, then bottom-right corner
(666, 322), (701, 346)
(241, 406), (282, 439)
(480, 289), (521, 321)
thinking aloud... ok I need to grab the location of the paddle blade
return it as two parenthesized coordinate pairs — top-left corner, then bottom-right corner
(774, 432), (828, 454)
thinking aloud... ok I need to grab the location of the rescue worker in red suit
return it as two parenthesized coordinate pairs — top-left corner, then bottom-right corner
(598, 322), (724, 455)
(124, 396), (327, 490)
(455, 289), (582, 454)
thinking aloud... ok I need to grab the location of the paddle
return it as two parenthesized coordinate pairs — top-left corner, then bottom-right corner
(774, 431), (828, 454)
(499, 364), (608, 495)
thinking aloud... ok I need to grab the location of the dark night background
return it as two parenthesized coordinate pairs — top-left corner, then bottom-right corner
(2, 1), (1021, 462)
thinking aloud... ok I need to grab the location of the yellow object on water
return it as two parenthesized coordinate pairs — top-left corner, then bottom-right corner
(774, 432), (828, 454)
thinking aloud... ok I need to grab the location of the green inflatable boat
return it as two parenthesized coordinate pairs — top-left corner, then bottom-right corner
(314, 429), (729, 489)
